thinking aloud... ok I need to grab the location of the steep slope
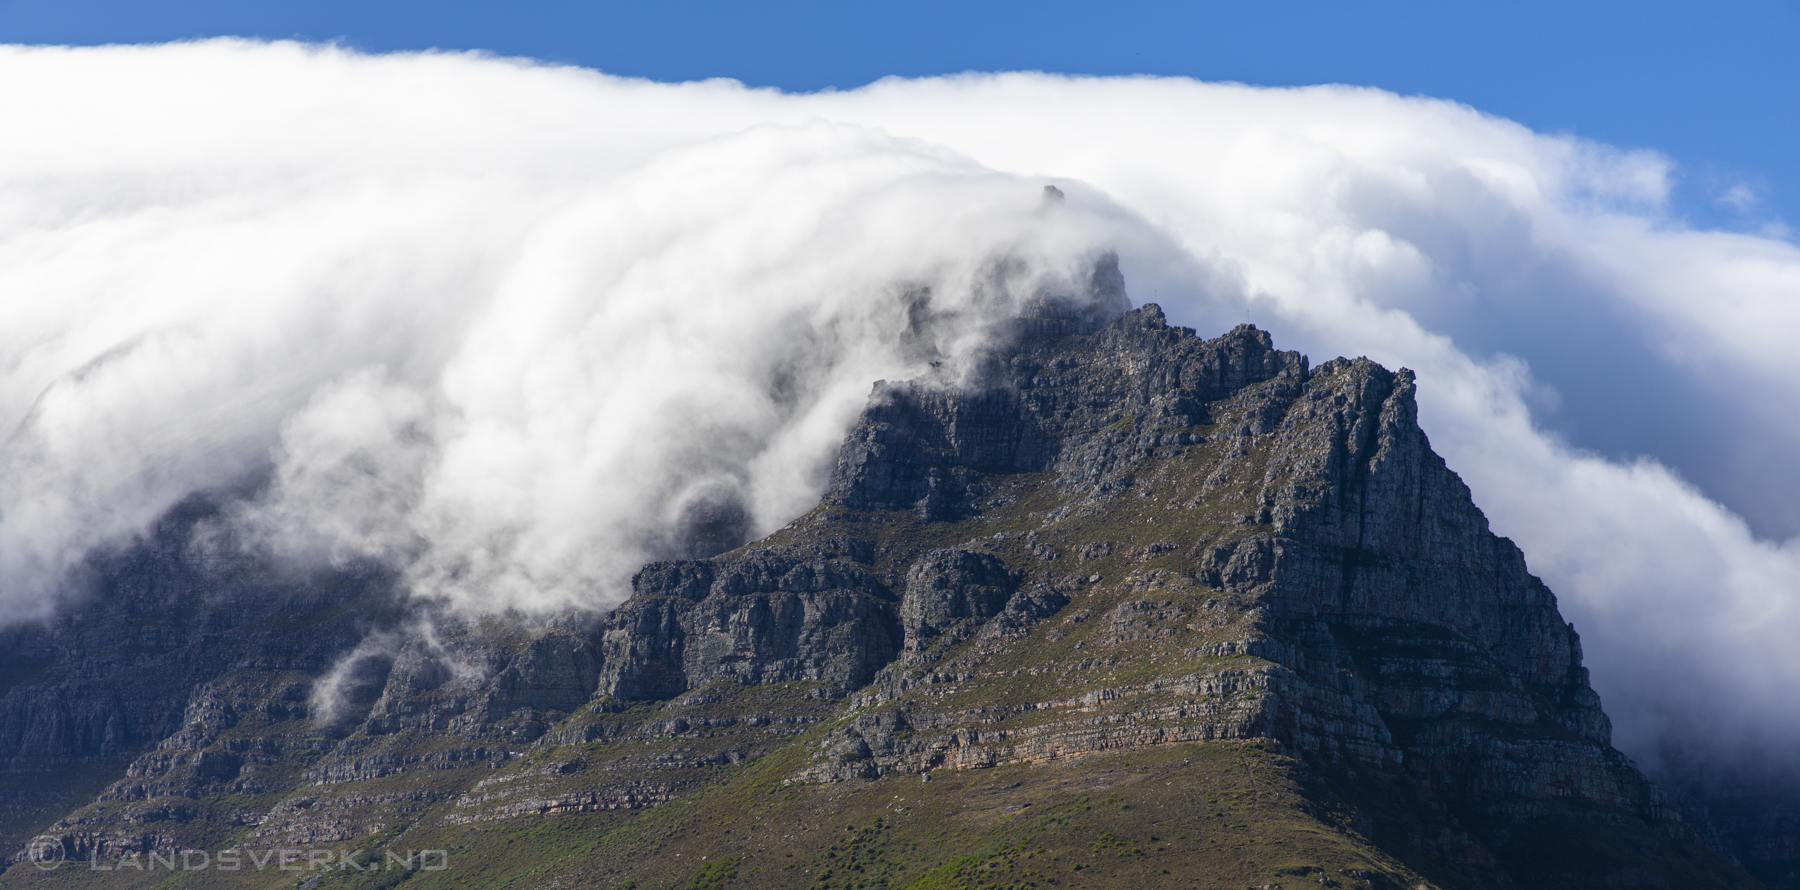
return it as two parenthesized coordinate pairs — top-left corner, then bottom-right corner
(0, 297), (1761, 889)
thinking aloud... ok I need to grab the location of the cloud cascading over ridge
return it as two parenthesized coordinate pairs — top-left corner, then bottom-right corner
(2, 39), (1797, 781)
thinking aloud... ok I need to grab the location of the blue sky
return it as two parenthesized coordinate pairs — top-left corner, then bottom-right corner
(3, 0), (1795, 234)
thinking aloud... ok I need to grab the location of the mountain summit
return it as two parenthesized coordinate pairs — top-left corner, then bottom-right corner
(0, 275), (1767, 888)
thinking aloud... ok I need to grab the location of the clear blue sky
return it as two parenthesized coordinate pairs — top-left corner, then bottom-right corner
(3, 0), (1794, 233)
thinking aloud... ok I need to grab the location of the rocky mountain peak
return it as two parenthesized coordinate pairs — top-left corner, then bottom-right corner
(0, 271), (1775, 889)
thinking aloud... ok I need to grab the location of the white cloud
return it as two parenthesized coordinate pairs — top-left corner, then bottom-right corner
(1718, 182), (1758, 210)
(2, 40), (1797, 777)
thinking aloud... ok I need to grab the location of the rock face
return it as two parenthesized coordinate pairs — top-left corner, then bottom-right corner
(900, 550), (1019, 651)
(599, 548), (902, 701)
(0, 274), (1771, 888)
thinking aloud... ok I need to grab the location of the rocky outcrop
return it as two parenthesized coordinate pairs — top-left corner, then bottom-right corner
(900, 549), (1019, 651)
(597, 549), (903, 701)
(826, 308), (1305, 521)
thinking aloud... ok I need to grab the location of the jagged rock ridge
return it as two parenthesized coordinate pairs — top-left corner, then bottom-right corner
(0, 275), (1773, 889)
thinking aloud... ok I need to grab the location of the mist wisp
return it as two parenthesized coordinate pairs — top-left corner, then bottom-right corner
(3, 40), (1799, 783)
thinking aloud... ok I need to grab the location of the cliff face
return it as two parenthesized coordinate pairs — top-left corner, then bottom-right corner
(0, 290), (1767, 889)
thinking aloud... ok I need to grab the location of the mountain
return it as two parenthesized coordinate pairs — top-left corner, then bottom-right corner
(0, 268), (1781, 888)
